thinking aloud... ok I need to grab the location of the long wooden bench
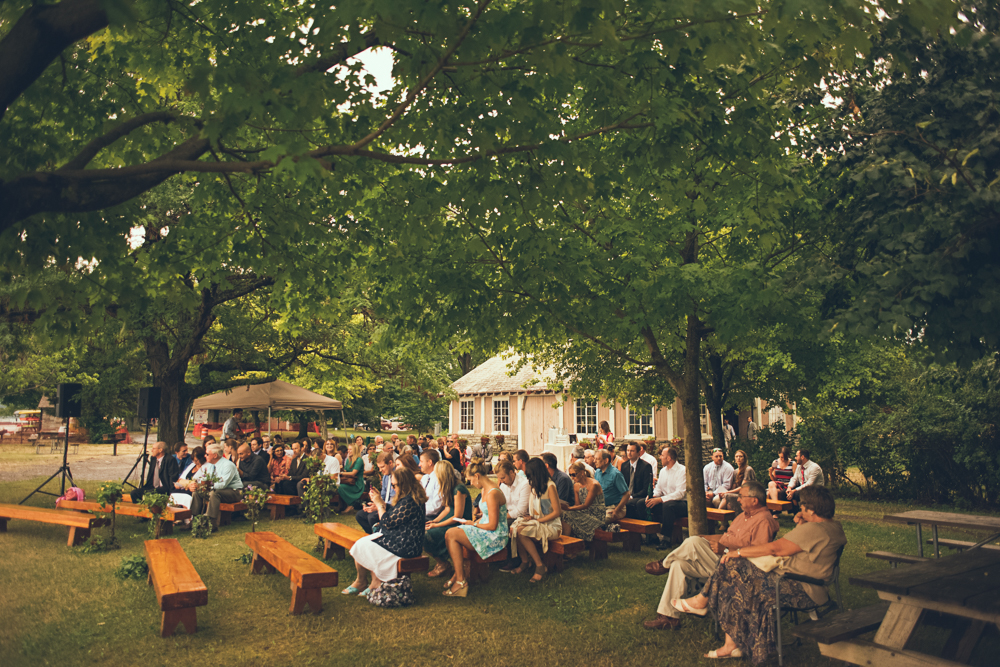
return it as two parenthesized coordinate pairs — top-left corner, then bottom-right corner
(266, 494), (301, 520)
(539, 534), (585, 572)
(586, 518), (659, 560)
(0, 503), (108, 546)
(145, 538), (208, 637)
(925, 538), (1000, 552)
(313, 522), (429, 575)
(671, 508), (736, 542)
(866, 551), (931, 568)
(57, 499), (191, 535)
(461, 544), (509, 584)
(245, 531), (337, 615)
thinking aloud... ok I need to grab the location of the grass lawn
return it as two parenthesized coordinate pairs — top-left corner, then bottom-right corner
(1, 480), (998, 667)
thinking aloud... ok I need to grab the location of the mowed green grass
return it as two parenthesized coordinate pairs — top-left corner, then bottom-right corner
(1, 479), (999, 667)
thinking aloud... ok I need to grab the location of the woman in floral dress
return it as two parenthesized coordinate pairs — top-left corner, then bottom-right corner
(560, 461), (606, 541)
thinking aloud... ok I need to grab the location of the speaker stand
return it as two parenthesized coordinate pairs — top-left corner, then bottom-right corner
(121, 420), (152, 491)
(20, 415), (76, 504)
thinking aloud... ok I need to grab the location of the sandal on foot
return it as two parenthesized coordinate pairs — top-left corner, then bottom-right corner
(705, 648), (742, 659)
(529, 565), (547, 583)
(671, 598), (709, 617)
(442, 580), (468, 597)
(428, 563), (451, 578)
(358, 587), (371, 597)
(341, 586), (361, 595)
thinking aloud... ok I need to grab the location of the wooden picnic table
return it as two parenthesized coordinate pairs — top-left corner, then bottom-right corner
(825, 549), (1000, 666)
(883, 510), (1000, 558)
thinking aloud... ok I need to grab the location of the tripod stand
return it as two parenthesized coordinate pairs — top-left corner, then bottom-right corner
(121, 419), (153, 492)
(20, 414), (75, 504)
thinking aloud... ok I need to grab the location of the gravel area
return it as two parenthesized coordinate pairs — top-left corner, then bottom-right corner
(0, 435), (204, 483)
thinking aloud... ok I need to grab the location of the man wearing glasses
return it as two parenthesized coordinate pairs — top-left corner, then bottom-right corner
(642, 480), (777, 631)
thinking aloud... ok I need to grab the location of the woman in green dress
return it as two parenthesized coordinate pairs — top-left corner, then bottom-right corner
(425, 460), (473, 577)
(337, 442), (366, 510)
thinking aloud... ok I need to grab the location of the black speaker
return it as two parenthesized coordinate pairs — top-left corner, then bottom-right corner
(56, 383), (83, 418)
(137, 387), (161, 420)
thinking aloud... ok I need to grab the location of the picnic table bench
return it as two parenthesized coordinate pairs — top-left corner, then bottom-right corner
(865, 551), (931, 568)
(56, 499), (191, 535)
(266, 493), (301, 520)
(245, 531), (337, 615)
(313, 522), (429, 575)
(0, 503), (108, 546)
(925, 538), (1000, 553)
(145, 538), (207, 637)
(885, 510), (1000, 558)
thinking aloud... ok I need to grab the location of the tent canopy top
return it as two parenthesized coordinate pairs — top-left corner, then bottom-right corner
(191, 380), (342, 411)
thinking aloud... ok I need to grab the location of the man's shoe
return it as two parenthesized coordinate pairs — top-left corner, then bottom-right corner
(645, 561), (670, 576)
(499, 559), (522, 573)
(643, 614), (681, 630)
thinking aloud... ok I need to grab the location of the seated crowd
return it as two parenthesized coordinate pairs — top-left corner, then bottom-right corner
(145, 421), (838, 663)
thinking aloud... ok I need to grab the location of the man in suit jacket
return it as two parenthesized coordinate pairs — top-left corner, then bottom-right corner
(620, 442), (654, 521)
(130, 441), (180, 502)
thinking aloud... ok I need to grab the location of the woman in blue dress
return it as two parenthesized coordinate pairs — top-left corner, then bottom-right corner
(442, 459), (507, 598)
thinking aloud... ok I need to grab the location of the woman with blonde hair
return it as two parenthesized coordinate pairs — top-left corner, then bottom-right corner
(441, 459), (507, 597)
(344, 467), (428, 597)
(509, 457), (562, 583)
(560, 461), (606, 540)
(337, 441), (366, 511)
(425, 460), (474, 577)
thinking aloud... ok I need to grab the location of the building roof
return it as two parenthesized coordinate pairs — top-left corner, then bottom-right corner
(451, 353), (559, 396)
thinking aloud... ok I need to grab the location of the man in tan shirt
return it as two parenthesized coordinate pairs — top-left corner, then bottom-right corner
(643, 480), (778, 630)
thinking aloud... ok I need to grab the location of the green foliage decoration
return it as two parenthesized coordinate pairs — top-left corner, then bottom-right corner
(300, 473), (339, 526)
(138, 492), (170, 539)
(242, 485), (269, 533)
(95, 482), (125, 546)
(191, 515), (213, 540)
(115, 554), (148, 581)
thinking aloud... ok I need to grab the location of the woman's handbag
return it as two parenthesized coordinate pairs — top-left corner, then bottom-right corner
(367, 575), (415, 608)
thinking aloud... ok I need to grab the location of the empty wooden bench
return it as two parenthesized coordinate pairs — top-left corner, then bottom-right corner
(313, 522), (429, 575)
(791, 602), (890, 658)
(266, 494), (301, 520)
(925, 538), (1000, 552)
(245, 531), (337, 615)
(866, 551), (931, 568)
(0, 503), (108, 546)
(57, 499), (191, 535)
(145, 538), (208, 637)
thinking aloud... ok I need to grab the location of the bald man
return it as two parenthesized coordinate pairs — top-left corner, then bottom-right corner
(238, 443), (271, 489)
(130, 441), (180, 503)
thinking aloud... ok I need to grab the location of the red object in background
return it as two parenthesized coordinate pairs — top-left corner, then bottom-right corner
(194, 424), (203, 438)
(311, 422), (320, 434)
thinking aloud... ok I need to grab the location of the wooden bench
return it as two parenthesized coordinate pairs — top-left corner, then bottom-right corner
(541, 534), (585, 572)
(145, 538), (207, 637)
(218, 501), (248, 526)
(0, 503), (108, 546)
(767, 499), (794, 513)
(245, 531), (337, 615)
(671, 508), (736, 542)
(313, 522), (429, 574)
(618, 517), (660, 546)
(590, 528), (634, 560)
(866, 551), (931, 568)
(925, 538), (1000, 552)
(57, 499), (191, 535)
(791, 602), (889, 645)
(266, 494), (301, 520)
(461, 544), (509, 584)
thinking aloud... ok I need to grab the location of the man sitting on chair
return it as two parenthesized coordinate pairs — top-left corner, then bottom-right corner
(130, 441), (180, 503)
(642, 481), (777, 630)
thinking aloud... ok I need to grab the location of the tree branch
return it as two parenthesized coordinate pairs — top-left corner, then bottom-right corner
(58, 111), (190, 171)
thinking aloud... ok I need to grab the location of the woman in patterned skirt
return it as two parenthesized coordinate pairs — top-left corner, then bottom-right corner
(560, 461), (606, 541)
(442, 459), (507, 597)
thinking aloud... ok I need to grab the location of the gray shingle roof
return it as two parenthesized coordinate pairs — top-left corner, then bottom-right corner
(451, 353), (559, 395)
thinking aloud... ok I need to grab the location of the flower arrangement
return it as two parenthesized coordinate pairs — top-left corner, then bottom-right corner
(193, 471), (221, 501)
(242, 485), (269, 533)
(139, 492), (170, 539)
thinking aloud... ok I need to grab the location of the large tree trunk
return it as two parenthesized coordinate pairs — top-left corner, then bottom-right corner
(702, 353), (727, 452)
(681, 312), (709, 536)
(145, 338), (193, 446)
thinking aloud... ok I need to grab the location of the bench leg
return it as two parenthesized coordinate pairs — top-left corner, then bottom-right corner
(68, 526), (90, 547)
(161, 607), (197, 637)
(250, 552), (276, 575)
(290, 585), (322, 615)
(270, 505), (285, 520)
(219, 511), (232, 526)
(542, 550), (564, 573)
(160, 522), (173, 536)
(0, 518), (6, 532)
(468, 559), (490, 584)
(322, 539), (346, 561)
(589, 540), (608, 561)
(621, 532), (641, 552)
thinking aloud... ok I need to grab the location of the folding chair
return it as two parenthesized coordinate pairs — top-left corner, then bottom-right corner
(775, 545), (845, 667)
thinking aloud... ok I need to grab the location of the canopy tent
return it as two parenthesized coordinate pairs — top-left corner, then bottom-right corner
(189, 380), (344, 437)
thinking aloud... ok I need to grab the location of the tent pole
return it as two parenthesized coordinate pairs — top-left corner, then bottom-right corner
(183, 407), (194, 438)
(268, 407), (272, 437)
(341, 408), (347, 439)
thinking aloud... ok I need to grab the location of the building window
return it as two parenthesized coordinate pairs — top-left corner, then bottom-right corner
(700, 404), (710, 434)
(627, 407), (653, 436)
(460, 400), (474, 432)
(575, 400), (597, 435)
(493, 398), (509, 433)
(767, 403), (786, 427)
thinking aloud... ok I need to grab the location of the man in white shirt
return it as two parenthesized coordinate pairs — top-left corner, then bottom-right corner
(640, 442), (659, 476)
(645, 446), (687, 550)
(419, 449), (443, 519)
(189, 442), (243, 531)
(497, 458), (530, 573)
(785, 448), (824, 510)
(703, 448), (735, 508)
